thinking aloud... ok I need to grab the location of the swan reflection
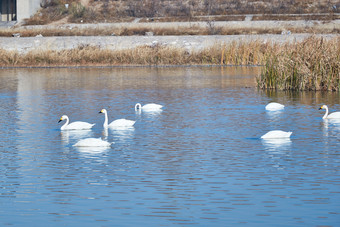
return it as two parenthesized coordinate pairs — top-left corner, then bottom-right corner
(102, 128), (109, 140)
(75, 146), (110, 154)
(262, 138), (292, 151)
(266, 110), (284, 120)
(110, 127), (135, 140)
(61, 129), (94, 144)
(135, 108), (163, 117)
(322, 118), (340, 137)
(326, 118), (340, 125)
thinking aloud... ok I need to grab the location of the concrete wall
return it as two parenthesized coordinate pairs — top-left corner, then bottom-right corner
(1, 0), (16, 21)
(17, 0), (41, 22)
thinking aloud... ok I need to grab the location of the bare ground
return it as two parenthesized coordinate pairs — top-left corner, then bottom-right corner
(1, 33), (338, 54)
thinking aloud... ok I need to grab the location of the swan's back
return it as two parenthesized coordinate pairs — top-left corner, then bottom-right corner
(65, 121), (95, 130)
(73, 138), (111, 147)
(142, 103), (163, 111)
(261, 130), (292, 139)
(265, 102), (284, 111)
(327, 112), (340, 119)
(109, 119), (136, 128)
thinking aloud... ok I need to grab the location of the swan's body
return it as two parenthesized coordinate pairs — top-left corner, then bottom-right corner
(58, 115), (95, 130)
(319, 105), (340, 119)
(261, 130), (292, 139)
(108, 118), (136, 127)
(135, 103), (163, 112)
(73, 138), (112, 147)
(265, 102), (284, 111)
(99, 109), (135, 128)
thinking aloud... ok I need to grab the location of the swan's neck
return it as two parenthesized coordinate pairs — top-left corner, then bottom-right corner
(323, 106), (329, 119)
(103, 111), (109, 128)
(61, 117), (69, 130)
(135, 103), (141, 111)
(102, 128), (108, 139)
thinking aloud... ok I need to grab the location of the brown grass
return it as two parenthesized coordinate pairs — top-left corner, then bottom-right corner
(253, 14), (340, 21)
(256, 37), (340, 91)
(0, 37), (331, 66)
(23, 0), (340, 25)
(2, 24), (338, 38)
(0, 41), (269, 67)
(9, 0), (339, 37)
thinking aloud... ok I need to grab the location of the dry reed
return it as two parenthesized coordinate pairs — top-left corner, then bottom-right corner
(257, 36), (340, 91)
(1, 25), (338, 38)
(0, 41), (269, 67)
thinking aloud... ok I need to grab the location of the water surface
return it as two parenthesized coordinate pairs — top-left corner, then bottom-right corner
(0, 67), (339, 226)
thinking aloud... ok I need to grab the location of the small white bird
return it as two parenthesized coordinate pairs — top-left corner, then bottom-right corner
(261, 130), (292, 139)
(265, 102), (284, 111)
(58, 115), (95, 130)
(135, 103), (163, 112)
(319, 105), (340, 119)
(99, 109), (135, 128)
(73, 138), (112, 147)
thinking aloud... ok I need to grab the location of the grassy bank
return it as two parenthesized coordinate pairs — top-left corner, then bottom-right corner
(257, 36), (340, 91)
(0, 36), (339, 91)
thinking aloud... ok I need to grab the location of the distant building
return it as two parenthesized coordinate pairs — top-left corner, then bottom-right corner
(1, 0), (41, 23)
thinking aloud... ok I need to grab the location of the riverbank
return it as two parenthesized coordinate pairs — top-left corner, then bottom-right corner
(1, 17), (339, 91)
(1, 35), (338, 91)
(0, 34), (338, 67)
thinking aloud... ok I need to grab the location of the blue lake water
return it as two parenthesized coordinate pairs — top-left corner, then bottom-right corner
(0, 67), (339, 226)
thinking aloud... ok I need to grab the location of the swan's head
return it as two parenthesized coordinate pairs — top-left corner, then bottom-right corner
(99, 109), (107, 114)
(135, 103), (142, 111)
(319, 105), (327, 110)
(58, 115), (68, 123)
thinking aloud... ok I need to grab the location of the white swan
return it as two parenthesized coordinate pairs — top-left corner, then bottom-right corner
(261, 130), (292, 139)
(73, 138), (112, 147)
(135, 103), (163, 112)
(319, 105), (340, 119)
(99, 109), (136, 128)
(58, 115), (95, 130)
(265, 102), (284, 111)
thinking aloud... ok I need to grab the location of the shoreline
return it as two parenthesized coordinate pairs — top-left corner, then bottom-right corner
(0, 64), (262, 69)
(0, 34), (338, 91)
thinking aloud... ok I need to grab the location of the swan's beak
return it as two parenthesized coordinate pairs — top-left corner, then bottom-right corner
(99, 110), (102, 114)
(58, 118), (62, 123)
(319, 107), (323, 110)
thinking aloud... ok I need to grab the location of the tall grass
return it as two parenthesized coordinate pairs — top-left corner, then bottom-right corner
(0, 41), (270, 67)
(257, 37), (340, 91)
